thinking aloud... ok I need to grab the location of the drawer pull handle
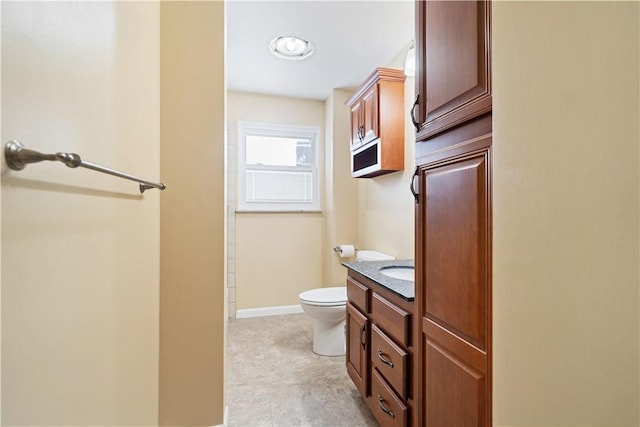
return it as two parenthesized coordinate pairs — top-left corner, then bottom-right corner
(377, 395), (395, 419)
(360, 324), (366, 350)
(377, 349), (394, 367)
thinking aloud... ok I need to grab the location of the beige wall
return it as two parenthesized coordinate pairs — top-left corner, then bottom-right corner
(228, 58), (417, 312)
(357, 51), (415, 260)
(323, 89), (359, 285)
(227, 91), (325, 310)
(159, 2), (225, 425)
(493, 2), (639, 425)
(1, 2), (160, 425)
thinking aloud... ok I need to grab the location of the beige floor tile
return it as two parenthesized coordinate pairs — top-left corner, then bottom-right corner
(269, 383), (348, 427)
(227, 385), (272, 427)
(226, 313), (378, 427)
(330, 381), (378, 427)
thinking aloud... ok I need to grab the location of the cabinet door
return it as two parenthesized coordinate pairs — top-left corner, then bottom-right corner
(350, 101), (364, 151)
(415, 0), (491, 140)
(417, 147), (492, 426)
(361, 84), (379, 144)
(346, 302), (369, 397)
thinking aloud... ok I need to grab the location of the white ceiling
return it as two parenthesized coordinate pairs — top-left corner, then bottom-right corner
(226, 1), (414, 101)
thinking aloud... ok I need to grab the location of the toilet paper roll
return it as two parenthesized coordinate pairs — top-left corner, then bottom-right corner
(338, 244), (355, 258)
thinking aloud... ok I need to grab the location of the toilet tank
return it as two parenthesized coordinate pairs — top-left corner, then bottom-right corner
(356, 250), (395, 261)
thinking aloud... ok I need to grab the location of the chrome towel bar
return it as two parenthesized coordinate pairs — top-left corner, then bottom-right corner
(4, 140), (166, 193)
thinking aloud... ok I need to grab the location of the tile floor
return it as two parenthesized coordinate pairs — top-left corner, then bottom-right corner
(226, 313), (378, 427)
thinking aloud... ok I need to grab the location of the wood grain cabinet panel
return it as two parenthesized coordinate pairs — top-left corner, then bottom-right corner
(416, 146), (492, 427)
(424, 320), (487, 427)
(423, 152), (488, 350)
(371, 369), (408, 427)
(346, 302), (369, 397)
(371, 324), (408, 400)
(349, 85), (378, 150)
(347, 277), (370, 314)
(372, 293), (411, 347)
(361, 85), (379, 144)
(414, 0), (491, 140)
(350, 101), (364, 150)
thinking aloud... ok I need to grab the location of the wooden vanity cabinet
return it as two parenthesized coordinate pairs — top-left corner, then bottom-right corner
(346, 67), (405, 178)
(345, 271), (415, 427)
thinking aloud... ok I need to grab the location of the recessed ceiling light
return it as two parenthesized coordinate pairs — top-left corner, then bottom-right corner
(269, 36), (314, 61)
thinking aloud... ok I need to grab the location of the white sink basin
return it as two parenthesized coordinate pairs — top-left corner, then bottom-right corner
(379, 266), (414, 281)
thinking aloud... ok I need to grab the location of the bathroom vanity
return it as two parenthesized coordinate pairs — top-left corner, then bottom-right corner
(342, 260), (415, 427)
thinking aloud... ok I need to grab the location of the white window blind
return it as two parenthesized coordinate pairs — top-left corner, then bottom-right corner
(237, 122), (320, 212)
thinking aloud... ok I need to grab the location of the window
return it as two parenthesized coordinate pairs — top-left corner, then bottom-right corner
(237, 121), (320, 212)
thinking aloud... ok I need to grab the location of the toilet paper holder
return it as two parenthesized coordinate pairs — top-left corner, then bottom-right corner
(333, 245), (358, 256)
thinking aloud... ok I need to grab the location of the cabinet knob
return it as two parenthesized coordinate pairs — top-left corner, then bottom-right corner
(360, 324), (366, 350)
(410, 94), (420, 132)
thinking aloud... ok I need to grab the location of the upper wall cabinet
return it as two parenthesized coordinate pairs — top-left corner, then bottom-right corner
(413, 0), (492, 141)
(349, 84), (379, 150)
(346, 67), (405, 178)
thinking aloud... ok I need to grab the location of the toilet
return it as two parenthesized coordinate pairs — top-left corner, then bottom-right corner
(299, 287), (347, 356)
(299, 250), (395, 356)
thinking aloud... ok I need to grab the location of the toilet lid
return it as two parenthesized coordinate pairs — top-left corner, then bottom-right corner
(299, 287), (347, 306)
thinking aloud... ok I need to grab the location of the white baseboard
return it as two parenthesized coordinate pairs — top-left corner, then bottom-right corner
(235, 304), (303, 318)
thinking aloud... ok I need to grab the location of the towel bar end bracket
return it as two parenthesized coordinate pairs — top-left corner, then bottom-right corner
(5, 140), (28, 170)
(5, 140), (82, 170)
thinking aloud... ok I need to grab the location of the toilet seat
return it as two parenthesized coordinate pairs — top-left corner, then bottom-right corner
(299, 287), (347, 307)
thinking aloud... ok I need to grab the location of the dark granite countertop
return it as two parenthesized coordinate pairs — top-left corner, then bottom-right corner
(342, 259), (414, 301)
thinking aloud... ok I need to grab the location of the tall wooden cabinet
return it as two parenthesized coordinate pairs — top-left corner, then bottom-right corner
(413, 1), (492, 426)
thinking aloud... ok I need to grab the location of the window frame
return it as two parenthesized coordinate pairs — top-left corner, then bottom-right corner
(237, 121), (321, 212)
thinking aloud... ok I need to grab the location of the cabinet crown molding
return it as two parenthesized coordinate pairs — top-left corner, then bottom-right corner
(346, 67), (406, 107)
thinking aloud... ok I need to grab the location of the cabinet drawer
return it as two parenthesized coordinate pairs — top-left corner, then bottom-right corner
(372, 293), (410, 346)
(347, 277), (369, 314)
(371, 324), (408, 399)
(371, 368), (407, 427)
